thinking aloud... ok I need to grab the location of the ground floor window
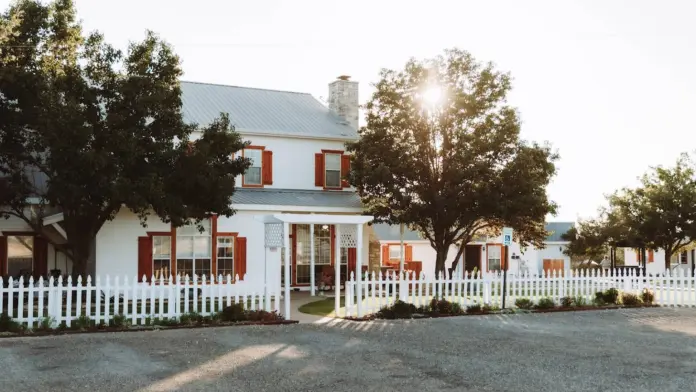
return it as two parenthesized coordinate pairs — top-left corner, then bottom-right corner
(7, 235), (33, 277)
(487, 245), (502, 272)
(176, 221), (212, 279)
(152, 236), (171, 280)
(217, 237), (235, 277)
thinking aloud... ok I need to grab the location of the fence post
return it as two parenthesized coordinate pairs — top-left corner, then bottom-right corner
(47, 276), (59, 328)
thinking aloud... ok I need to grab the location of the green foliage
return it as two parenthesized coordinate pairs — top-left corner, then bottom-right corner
(219, 303), (246, 322)
(179, 312), (203, 325)
(621, 293), (640, 306)
(641, 289), (655, 305)
(0, 0), (251, 275)
(561, 220), (609, 263)
(110, 314), (128, 328)
(514, 298), (533, 310)
(573, 296), (587, 307)
(37, 317), (54, 331)
(376, 300), (418, 319)
(466, 304), (482, 314)
(346, 48), (558, 276)
(481, 304), (494, 313)
(560, 296), (573, 308)
(602, 288), (620, 305)
(0, 313), (22, 333)
(593, 292), (606, 306)
(535, 297), (555, 309)
(244, 310), (284, 322)
(74, 314), (94, 329)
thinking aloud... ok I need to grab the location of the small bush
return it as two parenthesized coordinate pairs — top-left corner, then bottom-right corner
(466, 304), (482, 314)
(74, 314), (94, 329)
(481, 304), (493, 313)
(594, 292), (606, 306)
(603, 288), (620, 305)
(154, 318), (179, 327)
(179, 312), (203, 325)
(573, 296), (587, 307)
(560, 297), (573, 308)
(621, 293), (641, 306)
(641, 289), (654, 305)
(220, 303), (246, 322)
(0, 312), (22, 333)
(245, 310), (284, 322)
(535, 297), (555, 310)
(449, 302), (464, 315)
(110, 314), (128, 328)
(515, 298), (533, 310)
(376, 300), (417, 319)
(36, 317), (54, 331)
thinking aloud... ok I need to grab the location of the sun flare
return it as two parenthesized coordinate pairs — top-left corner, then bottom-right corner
(422, 85), (444, 108)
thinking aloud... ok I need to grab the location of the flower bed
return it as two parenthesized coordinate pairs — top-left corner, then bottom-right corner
(0, 304), (297, 338)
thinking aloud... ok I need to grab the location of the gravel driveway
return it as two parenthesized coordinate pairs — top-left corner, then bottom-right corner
(1, 308), (696, 391)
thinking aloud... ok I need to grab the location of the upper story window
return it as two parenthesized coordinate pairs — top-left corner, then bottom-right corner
(242, 146), (273, 187)
(324, 153), (342, 188)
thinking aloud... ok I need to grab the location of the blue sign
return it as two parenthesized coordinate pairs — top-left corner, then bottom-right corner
(502, 227), (513, 246)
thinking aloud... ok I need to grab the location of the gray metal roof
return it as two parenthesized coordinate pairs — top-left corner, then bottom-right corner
(180, 81), (357, 140)
(545, 222), (574, 242)
(372, 222), (576, 243)
(231, 188), (362, 209)
(371, 224), (425, 241)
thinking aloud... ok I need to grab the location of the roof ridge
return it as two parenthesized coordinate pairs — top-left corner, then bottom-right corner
(180, 80), (311, 96)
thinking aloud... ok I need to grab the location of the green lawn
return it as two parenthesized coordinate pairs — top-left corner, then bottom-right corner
(297, 298), (346, 317)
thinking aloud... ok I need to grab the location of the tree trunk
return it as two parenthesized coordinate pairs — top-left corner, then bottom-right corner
(449, 243), (466, 279)
(63, 216), (97, 278)
(434, 246), (449, 279)
(664, 251), (672, 274)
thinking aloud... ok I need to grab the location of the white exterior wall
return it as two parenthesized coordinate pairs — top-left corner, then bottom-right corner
(96, 208), (370, 291)
(0, 214), (33, 232)
(623, 248), (693, 275)
(191, 132), (352, 191)
(534, 243), (570, 275)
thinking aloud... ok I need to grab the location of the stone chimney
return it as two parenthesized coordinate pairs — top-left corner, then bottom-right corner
(328, 75), (359, 131)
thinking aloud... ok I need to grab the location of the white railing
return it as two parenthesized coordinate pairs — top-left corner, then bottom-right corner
(344, 269), (696, 317)
(0, 274), (279, 328)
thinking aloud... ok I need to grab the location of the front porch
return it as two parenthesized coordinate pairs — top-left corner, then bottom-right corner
(258, 213), (374, 319)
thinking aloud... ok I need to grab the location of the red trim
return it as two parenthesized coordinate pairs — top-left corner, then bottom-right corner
(242, 145), (266, 188)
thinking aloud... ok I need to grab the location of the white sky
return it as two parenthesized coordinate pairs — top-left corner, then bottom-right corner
(7, 0), (696, 222)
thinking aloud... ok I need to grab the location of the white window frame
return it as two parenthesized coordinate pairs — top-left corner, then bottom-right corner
(152, 236), (171, 280)
(388, 245), (401, 261)
(176, 220), (212, 280)
(324, 153), (342, 188)
(487, 245), (502, 272)
(243, 148), (263, 186)
(217, 237), (235, 278)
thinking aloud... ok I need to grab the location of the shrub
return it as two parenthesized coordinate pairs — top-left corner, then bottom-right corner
(481, 304), (493, 313)
(245, 310), (284, 322)
(641, 289), (655, 305)
(220, 303), (246, 322)
(37, 317), (54, 331)
(179, 312), (203, 325)
(0, 312), (22, 333)
(110, 314), (128, 328)
(573, 296), (587, 307)
(603, 288), (620, 305)
(535, 297), (555, 310)
(560, 297), (573, 308)
(594, 292), (606, 306)
(515, 298), (533, 310)
(466, 304), (482, 314)
(621, 293), (641, 307)
(450, 302), (464, 315)
(74, 314), (94, 329)
(376, 300), (417, 319)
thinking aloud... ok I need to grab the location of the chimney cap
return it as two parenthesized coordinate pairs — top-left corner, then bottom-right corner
(337, 75), (351, 81)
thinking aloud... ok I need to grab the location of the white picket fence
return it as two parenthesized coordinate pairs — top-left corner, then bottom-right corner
(345, 269), (696, 317)
(0, 274), (279, 329)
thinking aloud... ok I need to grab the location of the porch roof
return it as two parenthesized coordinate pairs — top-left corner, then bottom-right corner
(255, 213), (374, 225)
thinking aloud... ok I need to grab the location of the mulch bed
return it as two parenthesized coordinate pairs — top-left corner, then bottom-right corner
(0, 319), (299, 338)
(343, 304), (662, 321)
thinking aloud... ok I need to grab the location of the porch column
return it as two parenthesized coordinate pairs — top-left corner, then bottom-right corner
(356, 223), (364, 318)
(334, 224), (341, 315)
(310, 224), (315, 296)
(283, 222), (291, 319)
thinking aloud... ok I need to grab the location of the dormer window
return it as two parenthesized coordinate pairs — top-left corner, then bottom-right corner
(324, 153), (342, 188)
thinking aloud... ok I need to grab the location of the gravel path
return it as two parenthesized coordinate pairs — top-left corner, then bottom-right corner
(1, 307), (695, 391)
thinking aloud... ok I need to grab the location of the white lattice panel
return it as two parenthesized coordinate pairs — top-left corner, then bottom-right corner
(339, 224), (358, 248)
(264, 223), (284, 248)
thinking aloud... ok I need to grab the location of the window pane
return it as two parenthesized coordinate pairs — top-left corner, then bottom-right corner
(488, 246), (501, 259)
(153, 236), (171, 258)
(177, 259), (193, 278)
(325, 170), (341, 188)
(245, 149), (262, 167)
(194, 236), (211, 257)
(218, 258), (234, 278)
(245, 167), (262, 185)
(196, 259), (211, 278)
(7, 236), (33, 277)
(154, 260), (170, 280)
(389, 246), (401, 259)
(325, 153), (341, 170)
(176, 236), (194, 257)
(217, 237), (234, 258)
(177, 220), (211, 236)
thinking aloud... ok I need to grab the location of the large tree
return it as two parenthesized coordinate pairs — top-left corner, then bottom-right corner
(0, 0), (250, 275)
(605, 153), (696, 272)
(347, 48), (558, 277)
(561, 219), (609, 266)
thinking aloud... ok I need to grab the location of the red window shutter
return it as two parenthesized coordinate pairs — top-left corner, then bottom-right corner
(137, 236), (153, 282)
(405, 245), (413, 262)
(382, 245), (389, 265)
(33, 236), (49, 277)
(0, 236), (6, 276)
(341, 154), (351, 188)
(314, 153), (324, 187)
(235, 237), (247, 280)
(501, 245), (506, 270)
(648, 250), (654, 263)
(262, 150), (273, 185)
(347, 248), (357, 276)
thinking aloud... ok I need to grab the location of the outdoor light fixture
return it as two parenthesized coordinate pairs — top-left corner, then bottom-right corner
(322, 224), (329, 230)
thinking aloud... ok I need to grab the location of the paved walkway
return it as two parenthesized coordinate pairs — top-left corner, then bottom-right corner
(2, 307), (696, 391)
(282, 291), (338, 324)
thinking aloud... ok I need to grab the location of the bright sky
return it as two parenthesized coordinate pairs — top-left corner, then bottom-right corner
(9, 0), (696, 222)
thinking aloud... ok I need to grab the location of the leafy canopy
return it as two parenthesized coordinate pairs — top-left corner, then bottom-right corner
(347, 48), (558, 275)
(0, 0), (250, 274)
